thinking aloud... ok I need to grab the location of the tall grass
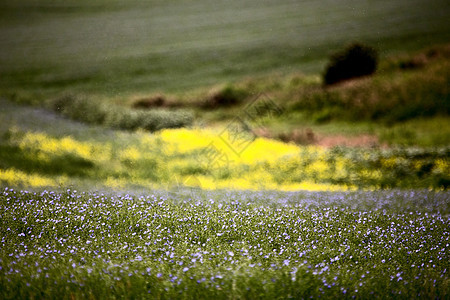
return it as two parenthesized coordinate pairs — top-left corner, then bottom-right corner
(48, 94), (193, 132)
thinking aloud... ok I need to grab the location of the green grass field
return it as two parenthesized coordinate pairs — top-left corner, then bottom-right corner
(1, 0), (450, 98)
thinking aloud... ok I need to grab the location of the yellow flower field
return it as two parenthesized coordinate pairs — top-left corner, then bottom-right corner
(1, 127), (448, 191)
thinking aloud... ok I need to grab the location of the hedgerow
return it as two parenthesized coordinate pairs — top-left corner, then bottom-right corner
(48, 94), (193, 132)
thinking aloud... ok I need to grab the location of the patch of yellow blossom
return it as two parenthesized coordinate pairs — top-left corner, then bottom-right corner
(105, 177), (126, 190)
(13, 130), (112, 163)
(381, 157), (409, 169)
(151, 128), (356, 191)
(119, 146), (142, 163)
(0, 168), (66, 188)
(239, 137), (299, 164)
(157, 127), (299, 163)
(305, 160), (329, 177)
(159, 128), (215, 155)
(434, 159), (450, 174)
(171, 174), (353, 192)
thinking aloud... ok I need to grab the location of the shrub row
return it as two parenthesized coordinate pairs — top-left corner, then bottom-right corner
(48, 95), (193, 131)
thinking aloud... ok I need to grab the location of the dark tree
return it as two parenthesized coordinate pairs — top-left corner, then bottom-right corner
(324, 43), (378, 85)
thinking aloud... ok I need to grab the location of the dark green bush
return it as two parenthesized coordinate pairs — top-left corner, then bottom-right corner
(324, 43), (378, 85)
(139, 109), (194, 131)
(202, 85), (249, 109)
(48, 95), (193, 132)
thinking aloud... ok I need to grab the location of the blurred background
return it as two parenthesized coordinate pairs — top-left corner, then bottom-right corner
(0, 0), (449, 191)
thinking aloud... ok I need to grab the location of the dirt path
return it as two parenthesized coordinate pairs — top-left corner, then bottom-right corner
(315, 134), (384, 148)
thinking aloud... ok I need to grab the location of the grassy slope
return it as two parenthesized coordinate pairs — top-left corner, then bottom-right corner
(183, 44), (450, 147)
(1, 0), (450, 99)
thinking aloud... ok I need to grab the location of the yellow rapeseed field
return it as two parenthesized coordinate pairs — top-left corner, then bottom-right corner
(2, 127), (448, 191)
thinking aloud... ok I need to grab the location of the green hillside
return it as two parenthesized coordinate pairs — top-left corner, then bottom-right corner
(1, 0), (449, 99)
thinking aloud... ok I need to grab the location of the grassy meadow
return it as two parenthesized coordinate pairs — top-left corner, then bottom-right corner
(1, 0), (450, 98)
(1, 0), (450, 299)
